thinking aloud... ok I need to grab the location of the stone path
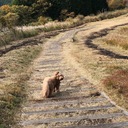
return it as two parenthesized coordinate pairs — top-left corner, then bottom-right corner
(17, 20), (128, 128)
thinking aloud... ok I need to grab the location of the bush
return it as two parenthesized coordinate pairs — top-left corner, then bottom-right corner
(38, 16), (52, 25)
(3, 12), (19, 28)
(108, 0), (125, 9)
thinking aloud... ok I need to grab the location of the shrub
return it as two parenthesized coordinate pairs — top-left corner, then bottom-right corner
(108, 0), (125, 9)
(38, 16), (52, 25)
(3, 12), (19, 28)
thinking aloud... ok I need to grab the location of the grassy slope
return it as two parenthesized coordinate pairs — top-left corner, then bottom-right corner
(63, 17), (128, 110)
(0, 8), (128, 128)
(96, 25), (128, 109)
(0, 44), (42, 127)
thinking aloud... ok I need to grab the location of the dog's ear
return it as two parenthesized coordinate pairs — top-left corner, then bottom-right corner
(54, 71), (59, 76)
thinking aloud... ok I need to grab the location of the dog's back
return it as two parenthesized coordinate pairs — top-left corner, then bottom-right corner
(42, 77), (56, 98)
(42, 77), (50, 98)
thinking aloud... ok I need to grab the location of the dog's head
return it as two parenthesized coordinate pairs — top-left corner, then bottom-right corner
(57, 74), (64, 81)
(54, 71), (64, 81)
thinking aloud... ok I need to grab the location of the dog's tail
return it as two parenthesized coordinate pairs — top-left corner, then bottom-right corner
(42, 85), (50, 98)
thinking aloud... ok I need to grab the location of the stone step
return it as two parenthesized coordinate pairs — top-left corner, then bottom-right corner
(20, 113), (125, 126)
(61, 121), (128, 128)
(23, 104), (114, 115)
(28, 90), (100, 101)
(25, 97), (106, 108)
(39, 59), (62, 65)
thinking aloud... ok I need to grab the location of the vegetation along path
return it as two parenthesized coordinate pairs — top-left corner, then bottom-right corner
(16, 15), (128, 128)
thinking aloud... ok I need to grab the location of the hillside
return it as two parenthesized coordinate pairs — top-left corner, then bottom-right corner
(0, 13), (128, 127)
(18, 14), (128, 128)
(0, 0), (126, 27)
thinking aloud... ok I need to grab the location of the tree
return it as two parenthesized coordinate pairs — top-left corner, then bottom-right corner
(46, 0), (109, 20)
(46, 0), (67, 20)
(0, 12), (19, 49)
(69, 0), (93, 15)
(91, 0), (109, 14)
(11, 5), (33, 24)
(0, 5), (11, 15)
(11, 0), (20, 5)
(32, 0), (50, 18)
(11, 0), (50, 24)
(11, 0), (35, 6)
(0, 0), (12, 6)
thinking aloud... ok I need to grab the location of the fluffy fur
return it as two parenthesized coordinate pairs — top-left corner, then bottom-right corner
(41, 72), (64, 98)
(54, 74), (64, 92)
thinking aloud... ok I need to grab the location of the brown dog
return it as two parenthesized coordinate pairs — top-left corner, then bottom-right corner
(41, 72), (64, 98)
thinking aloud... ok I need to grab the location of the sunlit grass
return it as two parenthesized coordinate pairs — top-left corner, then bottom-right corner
(0, 8), (128, 49)
(65, 23), (128, 110)
(0, 45), (42, 127)
(102, 70), (128, 109)
(103, 27), (128, 49)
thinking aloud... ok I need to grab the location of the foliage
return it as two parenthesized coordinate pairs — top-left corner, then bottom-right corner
(0, 0), (12, 6)
(11, 0), (20, 5)
(0, 5), (11, 14)
(3, 12), (19, 28)
(10, 0), (50, 24)
(31, 0), (50, 18)
(10, 0), (110, 22)
(11, 0), (35, 6)
(0, 16), (6, 29)
(0, 0), (126, 25)
(11, 5), (33, 24)
(107, 0), (125, 9)
(38, 16), (52, 24)
(47, 0), (109, 20)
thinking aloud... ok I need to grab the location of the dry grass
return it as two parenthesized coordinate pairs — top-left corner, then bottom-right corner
(17, 8), (128, 31)
(0, 8), (128, 127)
(63, 22), (128, 110)
(0, 29), (39, 48)
(0, 44), (42, 127)
(102, 26), (128, 50)
(1, 8), (127, 49)
(102, 70), (128, 102)
(98, 25), (128, 109)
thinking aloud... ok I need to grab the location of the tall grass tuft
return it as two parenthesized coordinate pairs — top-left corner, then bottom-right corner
(0, 28), (39, 48)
